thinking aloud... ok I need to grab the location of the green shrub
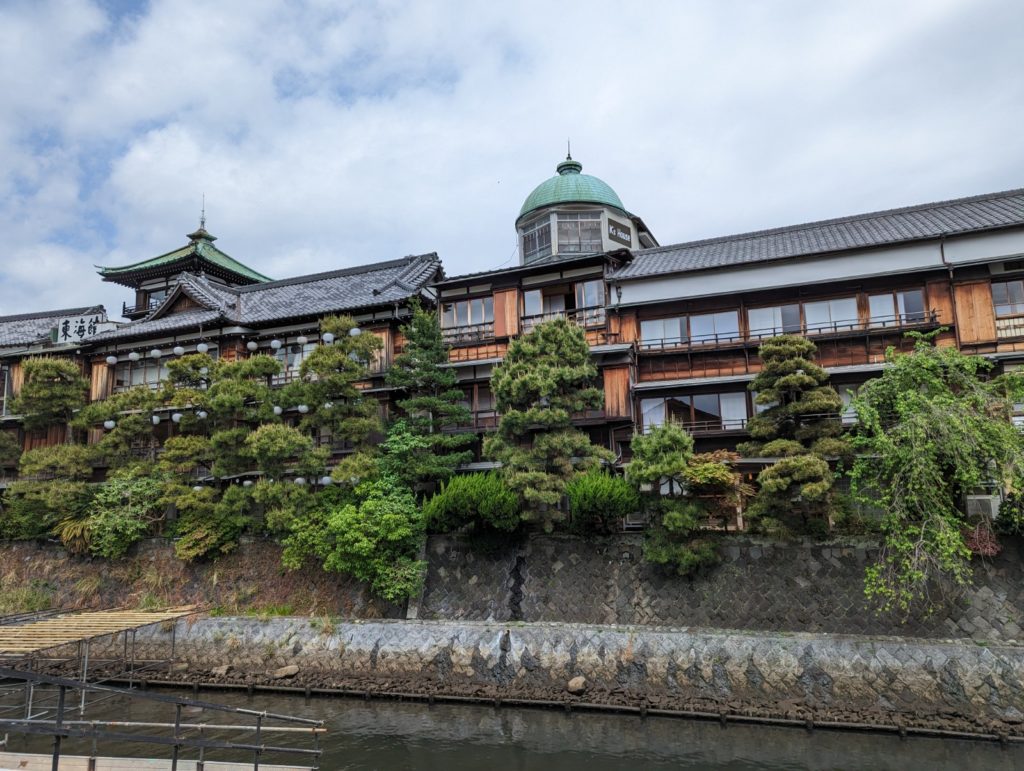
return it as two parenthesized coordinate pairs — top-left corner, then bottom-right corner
(422, 472), (520, 534)
(86, 467), (166, 559)
(566, 470), (640, 534)
(994, 491), (1024, 537)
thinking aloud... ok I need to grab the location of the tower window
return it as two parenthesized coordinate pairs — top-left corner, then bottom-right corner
(521, 217), (552, 263)
(557, 212), (602, 254)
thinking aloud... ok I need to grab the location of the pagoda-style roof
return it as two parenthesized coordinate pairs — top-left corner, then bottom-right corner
(96, 228), (272, 288)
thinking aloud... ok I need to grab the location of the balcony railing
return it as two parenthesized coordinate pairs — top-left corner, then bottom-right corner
(122, 298), (162, 317)
(638, 310), (940, 354)
(521, 306), (606, 333)
(442, 321), (495, 345)
(642, 412), (855, 437)
(447, 409), (500, 432)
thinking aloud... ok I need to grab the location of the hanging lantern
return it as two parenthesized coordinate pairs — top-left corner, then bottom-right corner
(171, 413), (183, 423)
(128, 351), (141, 362)
(320, 476), (333, 486)
(197, 410), (208, 420)
(242, 480), (254, 488)
(246, 341), (259, 352)
(294, 477), (306, 486)
(103, 419), (116, 430)
(151, 415), (162, 425)
(270, 339), (282, 350)
(196, 342), (209, 354)
(172, 346), (185, 357)
(296, 335), (308, 345)
(149, 348), (162, 359)
(322, 402), (333, 410)
(105, 355), (118, 366)
(272, 405), (283, 416)
(321, 332), (335, 344)
(349, 326), (362, 337)
(192, 485), (204, 492)
(297, 404), (309, 414)
(199, 366), (209, 375)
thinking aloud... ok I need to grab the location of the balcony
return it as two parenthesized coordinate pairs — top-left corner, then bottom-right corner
(442, 321), (495, 346)
(446, 410), (500, 432)
(521, 306), (606, 334)
(638, 310), (941, 354)
(122, 298), (162, 318)
(644, 412), (853, 437)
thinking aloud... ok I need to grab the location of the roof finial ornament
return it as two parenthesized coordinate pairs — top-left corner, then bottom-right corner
(200, 193), (206, 230)
(567, 138), (572, 161)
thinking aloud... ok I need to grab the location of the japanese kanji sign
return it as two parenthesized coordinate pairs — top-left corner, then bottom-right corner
(52, 313), (114, 343)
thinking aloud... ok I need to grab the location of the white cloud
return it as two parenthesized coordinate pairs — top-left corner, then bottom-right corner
(0, 0), (1022, 316)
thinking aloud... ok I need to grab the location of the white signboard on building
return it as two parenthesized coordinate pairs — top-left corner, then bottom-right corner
(52, 312), (115, 344)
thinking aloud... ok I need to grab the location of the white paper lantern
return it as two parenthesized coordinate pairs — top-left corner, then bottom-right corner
(172, 346), (185, 356)
(199, 367), (209, 375)
(151, 415), (161, 425)
(246, 341), (259, 352)
(349, 326), (362, 337)
(192, 485), (204, 492)
(320, 476), (333, 486)
(103, 419), (116, 430)
(242, 480), (254, 488)
(270, 339), (282, 350)
(197, 410), (208, 420)
(294, 477), (306, 486)
(149, 348), (162, 359)
(128, 351), (141, 362)
(171, 413), (183, 423)
(296, 335), (308, 345)
(322, 402), (333, 410)
(105, 355), (118, 366)
(297, 404), (309, 414)
(272, 405), (283, 416)
(321, 332), (335, 344)
(196, 342), (209, 354)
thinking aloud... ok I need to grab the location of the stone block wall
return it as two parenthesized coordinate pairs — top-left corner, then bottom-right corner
(420, 534), (1024, 643)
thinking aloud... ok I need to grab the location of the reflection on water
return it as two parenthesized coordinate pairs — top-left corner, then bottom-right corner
(6, 688), (1022, 771)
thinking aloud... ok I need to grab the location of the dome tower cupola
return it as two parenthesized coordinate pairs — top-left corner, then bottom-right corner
(515, 153), (655, 265)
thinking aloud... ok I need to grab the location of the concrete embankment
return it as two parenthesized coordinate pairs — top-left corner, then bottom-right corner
(92, 617), (1024, 737)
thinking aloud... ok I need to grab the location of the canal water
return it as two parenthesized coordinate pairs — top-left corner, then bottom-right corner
(5, 687), (1022, 770)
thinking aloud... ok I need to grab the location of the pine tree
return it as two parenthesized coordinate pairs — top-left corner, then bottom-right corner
(738, 334), (849, 532)
(385, 301), (474, 487)
(484, 318), (613, 529)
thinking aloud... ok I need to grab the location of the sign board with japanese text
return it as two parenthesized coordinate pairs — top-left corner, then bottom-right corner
(51, 312), (116, 344)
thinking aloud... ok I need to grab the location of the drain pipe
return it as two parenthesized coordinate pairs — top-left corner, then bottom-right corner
(939, 235), (961, 339)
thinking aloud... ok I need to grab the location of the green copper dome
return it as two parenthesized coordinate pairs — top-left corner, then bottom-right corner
(518, 156), (625, 221)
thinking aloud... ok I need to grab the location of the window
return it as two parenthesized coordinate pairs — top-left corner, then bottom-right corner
(868, 289), (925, 327)
(803, 297), (858, 333)
(521, 217), (552, 263)
(993, 280), (1024, 317)
(523, 289), (566, 318)
(441, 297), (494, 329)
(574, 280), (605, 326)
(114, 358), (170, 392)
(689, 311), (740, 344)
(557, 212), (602, 254)
(271, 337), (317, 383)
(640, 317), (686, 349)
(839, 387), (858, 426)
(748, 304), (801, 337)
(639, 392), (748, 432)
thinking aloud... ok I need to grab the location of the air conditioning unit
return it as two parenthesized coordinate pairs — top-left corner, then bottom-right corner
(965, 494), (1001, 520)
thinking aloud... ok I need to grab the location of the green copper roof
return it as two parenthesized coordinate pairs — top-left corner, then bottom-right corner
(518, 156), (625, 220)
(97, 228), (272, 286)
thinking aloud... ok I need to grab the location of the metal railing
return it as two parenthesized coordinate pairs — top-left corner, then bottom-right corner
(442, 321), (495, 345)
(638, 310), (940, 353)
(521, 306), (606, 333)
(121, 298), (162, 317)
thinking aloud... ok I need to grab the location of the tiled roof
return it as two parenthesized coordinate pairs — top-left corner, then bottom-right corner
(0, 306), (105, 348)
(233, 253), (440, 324)
(97, 236), (272, 285)
(88, 253), (441, 343)
(88, 309), (226, 343)
(611, 188), (1024, 281)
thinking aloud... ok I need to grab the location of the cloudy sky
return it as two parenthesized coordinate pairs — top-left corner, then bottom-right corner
(1, 0), (1022, 317)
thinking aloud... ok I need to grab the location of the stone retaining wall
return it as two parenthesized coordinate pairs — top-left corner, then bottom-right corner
(420, 534), (1024, 643)
(106, 617), (1024, 728)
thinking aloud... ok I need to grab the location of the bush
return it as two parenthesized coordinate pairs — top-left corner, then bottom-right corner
(994, 491), (1024, 536)
(422, 473), (520, 534)
(565, 470), (640, 534)
(86, 468), (166, 559)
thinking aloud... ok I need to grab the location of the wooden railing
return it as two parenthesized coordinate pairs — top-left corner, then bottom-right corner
(521, 306), (606, 333)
